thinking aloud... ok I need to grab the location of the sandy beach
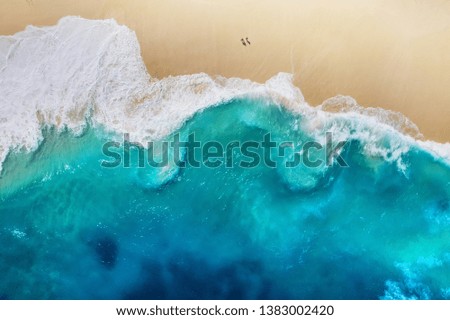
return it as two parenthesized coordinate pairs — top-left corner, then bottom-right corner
(0, 0), (449, 142)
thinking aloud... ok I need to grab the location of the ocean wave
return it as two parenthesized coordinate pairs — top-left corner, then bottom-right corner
(0, 16), (449, 173)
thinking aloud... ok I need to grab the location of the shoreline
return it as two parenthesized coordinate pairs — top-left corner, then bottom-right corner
(0, 0), (449, 142)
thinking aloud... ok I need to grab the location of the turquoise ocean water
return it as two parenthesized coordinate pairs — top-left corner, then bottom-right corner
(0, 99), (449, 299)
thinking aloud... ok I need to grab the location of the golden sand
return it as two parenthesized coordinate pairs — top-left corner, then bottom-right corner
(1, 0), (449, 141)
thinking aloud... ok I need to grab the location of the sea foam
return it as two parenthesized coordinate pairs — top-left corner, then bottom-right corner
(0, 16), (449, 173)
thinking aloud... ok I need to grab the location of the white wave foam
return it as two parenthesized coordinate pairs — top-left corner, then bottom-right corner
(417, 140), (450, 163)
(0, 16), (449, 173)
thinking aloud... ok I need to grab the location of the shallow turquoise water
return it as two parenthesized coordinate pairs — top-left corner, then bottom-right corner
(0, 99), (449, 299)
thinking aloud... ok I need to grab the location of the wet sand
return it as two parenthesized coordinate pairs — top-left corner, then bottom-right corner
(1, 0), (449, 141)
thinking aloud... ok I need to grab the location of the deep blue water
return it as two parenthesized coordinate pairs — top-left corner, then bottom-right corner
(0, 99), (449, 299)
